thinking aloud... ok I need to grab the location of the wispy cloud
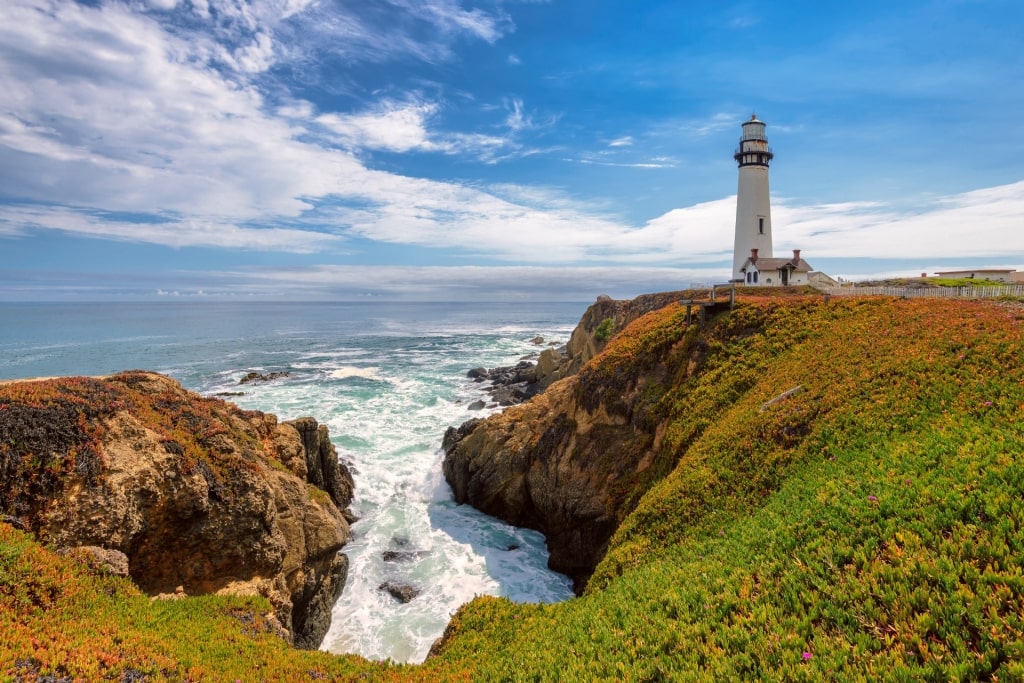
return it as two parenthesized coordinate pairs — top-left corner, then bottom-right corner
(609, 136), (634, 147)
(570, 157), (676, 169)
(284, 0), (508, 69)
(680, 112), (737, 137)
(504, 97), (532, 132)
(0, 205), (343, 253)
(388, 0), (510, 43)
(773, 180), (1024, 259)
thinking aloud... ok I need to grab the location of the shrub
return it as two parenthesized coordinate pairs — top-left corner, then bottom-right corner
(594, 316), (615, 342)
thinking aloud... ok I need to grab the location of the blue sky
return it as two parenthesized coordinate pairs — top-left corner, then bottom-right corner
(1, 0), (1022, 301)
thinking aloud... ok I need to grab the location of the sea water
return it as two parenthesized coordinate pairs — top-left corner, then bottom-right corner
(0, 301), (581, 662)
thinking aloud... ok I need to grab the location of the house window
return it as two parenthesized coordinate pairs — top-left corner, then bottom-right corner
(758, 217), (764, 234)
(753, 271), (758, 284)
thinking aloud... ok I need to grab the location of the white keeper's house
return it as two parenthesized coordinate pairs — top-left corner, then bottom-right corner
(738, 248), (813, 287)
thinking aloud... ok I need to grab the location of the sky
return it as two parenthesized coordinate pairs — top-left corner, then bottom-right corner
(1, 0), (1023, 301)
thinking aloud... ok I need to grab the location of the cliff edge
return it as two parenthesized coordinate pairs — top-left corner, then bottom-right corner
(441, 287), (828, 590)
(443, 291), (706, 590)
(0, 371), (353, 649)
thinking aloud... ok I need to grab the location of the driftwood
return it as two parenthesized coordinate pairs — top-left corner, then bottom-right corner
(759, 385), (805, 413)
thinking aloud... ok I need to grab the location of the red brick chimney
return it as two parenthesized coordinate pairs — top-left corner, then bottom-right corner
(750, 248), (759, 261)
(792, 249), (801, 264)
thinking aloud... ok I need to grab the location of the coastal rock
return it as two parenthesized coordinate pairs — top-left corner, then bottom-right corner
(379, 581), (421, 603)
(382, 550), (428, 562)
(465, 360), (543, 407)
(463, 292), (697, 414)
(443, 290), (706, 592)
(0, 371), (353, 649)
(286, 416), (355, 511)
(534, 347), (566, 387)
(444, 380), (622, 592)
(239, 371), (291, 384)
(58, 545), (130, 577)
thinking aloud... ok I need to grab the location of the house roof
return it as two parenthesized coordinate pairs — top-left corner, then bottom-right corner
(742, 257), (813, 272)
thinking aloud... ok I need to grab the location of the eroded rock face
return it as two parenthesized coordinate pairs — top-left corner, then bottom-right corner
(0, 371), (353, 649)
(443, 291), (701, 592)
(443, 381), (627, 592)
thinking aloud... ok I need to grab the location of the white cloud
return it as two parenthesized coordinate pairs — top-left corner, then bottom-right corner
(504, 97), (532, 132)
(318, 101), (441, 153)
(390, 0), (510, 43)
(0, 205), (342, 252)
(675, 112), (736, 137)
(773, 180), (1024, 259)
(230, 32), (276, 73)
(609, 136), (634, 147)
(571, 157), (676, 169)
(270, 0), (508, 67)
(315, 97), (526, 159)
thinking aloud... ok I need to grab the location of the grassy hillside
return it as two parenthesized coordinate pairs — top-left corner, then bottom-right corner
(3, 294), (1024, 680)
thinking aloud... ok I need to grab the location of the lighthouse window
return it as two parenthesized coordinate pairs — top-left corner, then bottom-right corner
(758, 218), (764, 234)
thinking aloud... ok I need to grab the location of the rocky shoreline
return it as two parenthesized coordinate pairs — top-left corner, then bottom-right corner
(0, 371), (354, 649)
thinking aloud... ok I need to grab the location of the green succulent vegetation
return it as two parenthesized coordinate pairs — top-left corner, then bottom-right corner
(3, 294), (1024, 681)
(926, 277), (1009, 287)
(594, 316), (615, 342)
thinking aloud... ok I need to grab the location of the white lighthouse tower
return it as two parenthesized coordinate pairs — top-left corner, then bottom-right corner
(732, 114), (774, 280)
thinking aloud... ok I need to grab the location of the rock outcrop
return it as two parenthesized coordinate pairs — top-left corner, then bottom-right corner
(443, 290), (709, 591)
(0, 371), (353, 649)
(460, 292), (697, 415)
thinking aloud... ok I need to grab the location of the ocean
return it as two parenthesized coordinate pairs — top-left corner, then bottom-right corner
(0, 300), (584, 663)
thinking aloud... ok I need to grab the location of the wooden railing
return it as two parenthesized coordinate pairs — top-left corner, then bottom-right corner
(827, 284), (1024, 299)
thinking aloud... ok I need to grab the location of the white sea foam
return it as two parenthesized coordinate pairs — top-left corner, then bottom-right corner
(328, 366), (383, 381)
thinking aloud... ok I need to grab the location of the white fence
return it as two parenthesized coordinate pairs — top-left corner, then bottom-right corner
(827, 284), (1024, 299)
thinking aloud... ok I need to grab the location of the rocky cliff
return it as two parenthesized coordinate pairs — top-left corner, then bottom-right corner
(0, 371), (353, 649)
(442, 288), (808, 591)
(443, 291), (709, 591)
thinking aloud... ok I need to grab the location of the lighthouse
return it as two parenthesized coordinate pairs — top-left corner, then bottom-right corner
(732, 114), (774, 280)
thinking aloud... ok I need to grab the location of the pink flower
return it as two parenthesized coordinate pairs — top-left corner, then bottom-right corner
(802, 652), (813, 660)
(868, 495), (878, 502)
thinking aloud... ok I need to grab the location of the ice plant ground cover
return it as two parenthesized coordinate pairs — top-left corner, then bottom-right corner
(2, 293), (1024, 681)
